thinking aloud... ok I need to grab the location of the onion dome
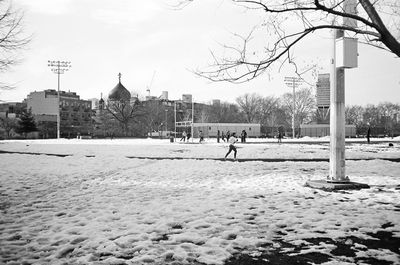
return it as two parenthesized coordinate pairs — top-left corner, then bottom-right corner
(108, 73), (131, 102)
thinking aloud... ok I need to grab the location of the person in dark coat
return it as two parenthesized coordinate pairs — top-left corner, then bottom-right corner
(199, 130), (204, 143)
(367, 125), (371, 144)
(221, 131), (226, 142)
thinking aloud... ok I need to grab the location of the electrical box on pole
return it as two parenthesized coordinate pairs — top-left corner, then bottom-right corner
(336, 37), (358, 68)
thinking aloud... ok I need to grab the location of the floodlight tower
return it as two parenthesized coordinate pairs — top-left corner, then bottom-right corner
(284, 76), (303, 139)
(48, 60), (72, 139)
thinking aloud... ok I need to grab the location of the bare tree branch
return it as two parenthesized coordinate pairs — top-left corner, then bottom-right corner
(0, 0), (31, 90)
(177, 0), (400, 83)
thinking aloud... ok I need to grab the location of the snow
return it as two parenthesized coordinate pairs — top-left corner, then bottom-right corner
(0, 138), (399, 264)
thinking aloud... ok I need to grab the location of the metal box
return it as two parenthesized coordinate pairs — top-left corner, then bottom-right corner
(336, 37), (358, 68)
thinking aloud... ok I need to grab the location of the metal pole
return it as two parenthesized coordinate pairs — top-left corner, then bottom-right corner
(57, 61), (61, 139)
(191, 99), (194, 142)
(292, 81), (296, 139)
(48, 60), (71, 139)
(329, 29), (347, 182)
(174, 102), (176, 142)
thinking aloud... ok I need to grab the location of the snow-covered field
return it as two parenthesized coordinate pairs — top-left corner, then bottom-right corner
(1, 138), (399, 265)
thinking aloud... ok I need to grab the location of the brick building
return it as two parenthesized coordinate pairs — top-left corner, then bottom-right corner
(27, 89), (93, 138)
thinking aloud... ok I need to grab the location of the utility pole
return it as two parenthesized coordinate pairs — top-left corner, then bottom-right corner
(191, 98), (194, 142)
(48, 60), (71, 139)
(284, 76), (302, 139)
(306, 0), (368, 190)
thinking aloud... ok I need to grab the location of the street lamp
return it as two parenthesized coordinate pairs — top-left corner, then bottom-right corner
(48, 60), (72, 139)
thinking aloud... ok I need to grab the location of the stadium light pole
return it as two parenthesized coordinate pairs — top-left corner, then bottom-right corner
(48, 60), (72, 139)
(284, 77), (302, 139)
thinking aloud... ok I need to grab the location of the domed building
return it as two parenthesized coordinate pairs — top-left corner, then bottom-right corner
(108, 73), (131, 102)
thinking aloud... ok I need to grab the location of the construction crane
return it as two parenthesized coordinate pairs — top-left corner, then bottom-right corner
(146, 71), (156, 97)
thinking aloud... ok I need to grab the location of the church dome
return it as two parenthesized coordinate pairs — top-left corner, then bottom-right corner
(108, 73), (131, 102)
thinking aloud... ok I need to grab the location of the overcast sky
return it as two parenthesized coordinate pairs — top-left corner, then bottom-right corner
(2, 0), (400, 105)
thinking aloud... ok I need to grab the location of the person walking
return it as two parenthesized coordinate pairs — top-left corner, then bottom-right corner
(199, 130), (204, 143)
(243, 130), (247, 143)
(224, 132), (238, 160)
(367, 125), (371, 144)
(226, 130), (231, 142)
(180, 131), (187, 142)
(277, 130), (282, 143)
(221, 131), (226, 142)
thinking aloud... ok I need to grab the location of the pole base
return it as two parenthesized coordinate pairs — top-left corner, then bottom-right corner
(305, 179), (369, 191)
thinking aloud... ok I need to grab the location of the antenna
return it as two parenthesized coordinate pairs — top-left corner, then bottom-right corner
(146, 71), (156, 96)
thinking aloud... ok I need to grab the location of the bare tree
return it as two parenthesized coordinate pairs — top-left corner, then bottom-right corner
(207, 102), (244, 123)
(142, 100), (168, 135)
(106, 100), (143, 136)
(0, 116), (17, 138)
(236, 93), (262, 123)
(345, 105), (364, 126)
(177, 0), (400, 82)
(0, 0), (30, 88)
(258, 96), (279, 126)
(281, 87), (316, 127)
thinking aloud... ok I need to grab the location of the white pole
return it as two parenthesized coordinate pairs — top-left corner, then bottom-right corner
(57, 61), (60, 139)
(174, 102), (176, 142)
(329, 29), (347, 182)
(292, 81), (296, 139)
(192, 98), (194, 142)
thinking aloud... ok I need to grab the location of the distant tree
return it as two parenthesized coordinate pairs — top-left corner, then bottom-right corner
(0, 116), (17, 138)
(176, 0), (400, 82)
(363, 104), (381, 126)
(197, 107), (210, 123)
(93, 110), (118, 137)
(345, 105), (364, 125)
(16, 109), (37, 137)
(206, 102), (244, 123)
(236, 93), (262, 123)
(142, 100), (167, 136)
(106, 99), (144, 136)
(345, 102), (400, 137)
(281, 87), (316, 128)
(376, 102), (400, 137)
(258, 96), (279, 126)
(36, 120), (56, 139)
(0, 0), (30, 89)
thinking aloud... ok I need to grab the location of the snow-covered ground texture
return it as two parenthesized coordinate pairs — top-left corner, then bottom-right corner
(0, 138), (399, 265)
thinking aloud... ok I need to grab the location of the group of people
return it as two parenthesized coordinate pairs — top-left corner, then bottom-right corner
(220, 130), (247, 143)
(178, 129), (239, 160)
(179, 131), (191, 142)
(180, 130), (203, 143)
